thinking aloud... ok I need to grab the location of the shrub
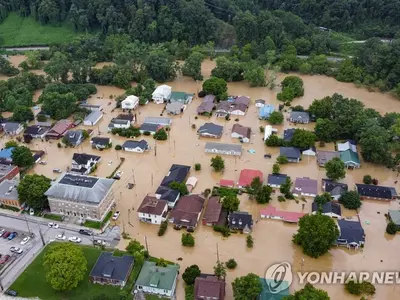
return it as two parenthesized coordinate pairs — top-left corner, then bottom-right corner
(191, 124), (196, 129)
(143, 131), (151, 136)
(225, 258), (237, 269)
(235, 118), (239, 122)
(154, 128), (168, 140)
(194, 116), (198, 120)
(372, 178), (379, 185)
(213, 225), (230, 237)
(37, 114), (47, 122)
(386, 222), (398, 235)
(203, 188), (211, 198)
(182, 264), (201, 285)
(276, 155), (289, 164)
(278, 195), (286, 202)
(57, 142), (62, 148)
(158, 221), (168, 236)
(182, 233), (195, 247)
(363, 175), (372, 184)
(319, 141), (326, 147)
(246, 235), (254, 248)
(225, 115), (230, 121)
(115, 145), (122, 150)
(259, 126), (264, 133)
(195, 163), (201, 171)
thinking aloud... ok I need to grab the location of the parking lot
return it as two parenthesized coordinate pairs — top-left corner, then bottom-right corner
(0, 228), (34, 274)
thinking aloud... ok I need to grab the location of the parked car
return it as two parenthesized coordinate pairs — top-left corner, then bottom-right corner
(0, 255), (10, 264)
(68, 237), (81, 243)
(0, 229), (5, 237)
(79, 229), (93, 236)
(55, 234), (66, 240)
(112, 211), (120, 220)
(8, 232), (17, 240)
(29, 208), (34, 216)
(10, 247), (23, 254)
(5, 289), (17, 297)
(53, 168), (62, 173)
(2, 231), (10, 238)
(20, 236), (30, 245)
(94, 240), (106, 246)
(48, 223), (59, 229)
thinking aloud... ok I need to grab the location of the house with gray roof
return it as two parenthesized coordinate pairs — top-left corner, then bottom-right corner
(289, 111), (310, 124)
(0, 179), (19, 208)
(336, 219), (365, 249)
(280, 147), (301, 162)
(267, 174), (288, 188)
(388, 210), (400, 229)
(197, 123), (223, 138)
(3, 122), (24, 136)
(83, 110), (103, 126)
(312, 201), (342, 218)
(63, 130), (84, 147)
(166, 102), (185, 115)
(293, 177), (318, 197)
(134, 261), (179, 298)
(322, 179), (348, 200)
(89, 252), (134, 287)
(205, 142), (242, 156)
(122, 140), (150, 153)
(140, 123), (163, 135)
(317, 151), (340, 167)
(144, 117), (172, 126)
(45, 173), (115, 222)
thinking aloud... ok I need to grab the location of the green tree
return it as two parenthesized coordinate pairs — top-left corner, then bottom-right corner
(246, 235), (254, 248)
(386, 222), (398, 235)
(325, 157), (346, 180)
(154, 128), (168, 140)
(182, 233), (195, 247)
(283, 283), (330, 300)
(26, 50), (42, 69)
(211, 57), (243, 82)
(244, 67), (266, 87)
(315, 118), (338, 142)
(265, 135), (283, 147)
(43, 243), (87, 291)
(182, 51), (204, 80)
(268, 111), (284, 125)
(232, 273), (262, 300)
(5, 140), (18, 149)
(11, 146), (34, 168)
(202, 77), (228, 101)
(145, 48), (177, 82)
(221, 194), (240, 212)
(0, 56), (19, 76)
(276, 155), (289, 164)
(41, 92), (77, 120)
(293, 214), (339, 258)
(214, 261), (227, 279)
(339, 191), (362, 210)
(12, 105), (34, 122)
(345, 281), (376, 297)
(291, 129), (316, 149)
(125, 239), (146, 265)
(169, 181), (189, 195)
(226, 258), (237, 269)
(182, 264), (201, 285)
(194, 163), (201, 171)
(280, 177), (293, 198)
(211, 155), (225, 172)
(314, 193), (332, 206)
(156, 258), (168, 267)
(17, 174), (51, 210)
(363, 175), (372, 184)
(44, 51), (70, 82)
(359, 125), (392, 166)
(272, 163), (280, 174)
(277, 76), (304, 102)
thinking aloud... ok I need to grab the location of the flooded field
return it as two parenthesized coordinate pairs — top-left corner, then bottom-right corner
(1, 58), (400, 299)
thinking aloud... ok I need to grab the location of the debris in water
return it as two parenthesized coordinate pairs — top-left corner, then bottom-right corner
(248, 149), (256, 154)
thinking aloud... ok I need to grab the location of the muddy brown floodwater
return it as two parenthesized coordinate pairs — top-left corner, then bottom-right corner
(1, 58), (400, 299)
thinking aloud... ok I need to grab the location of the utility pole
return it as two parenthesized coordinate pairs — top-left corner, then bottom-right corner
(132, 169), (135, 185)
(151, 173), (153, 187)
(38, 225), (45, 246)
(154, 142), (157, 157)
(0, 277), (3, 291)
(144, 235), (149, 254)
(128, 209), (133, 227)
(23, 213), (31, 235)
(216, 242), (220, 262)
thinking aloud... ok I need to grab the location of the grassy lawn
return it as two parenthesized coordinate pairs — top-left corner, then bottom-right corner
(43, 213), (63, 221)
(0, 13), (83, 47)
(145, 295), (169, 300)
(83, 211), (113, 229)
(10, 243), (128, 300)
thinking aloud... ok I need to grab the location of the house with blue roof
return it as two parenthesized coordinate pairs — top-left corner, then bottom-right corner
(0, 147), (14, 162)
(259, 105), (275, 120)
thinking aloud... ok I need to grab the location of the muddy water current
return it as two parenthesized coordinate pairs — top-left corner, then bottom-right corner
(1, 58), (400, 299)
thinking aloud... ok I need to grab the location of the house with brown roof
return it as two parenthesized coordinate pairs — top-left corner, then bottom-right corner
(202, 196), (225, 226)
(137, 196), (168, 225)
(231, 124), (251, 143)
(197, 95), (216, 115)
(170, 194), (205, 230)
(316, 151), (339, 167)
(293, 177), (318, 197)
(45, 119), (73, 140)
(195, 275), (225, 300)
(215, 97), (250, 118)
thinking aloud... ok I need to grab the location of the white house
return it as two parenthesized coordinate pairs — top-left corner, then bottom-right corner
(83, 110), (103, 126)
(152, 85), (172, 104)
(121, 140), (149, 153)
(121, 95), (139, 110)
(264, 125), (273, 141)
(3, 122), (24, 136)
(255, 99), (265, 108)
(71, 153), (101, 175)
(302, 146), (316, 156)
(137, 196), (168, 225)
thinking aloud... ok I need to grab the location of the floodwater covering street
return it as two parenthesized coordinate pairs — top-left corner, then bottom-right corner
(2, 57), (400, 299)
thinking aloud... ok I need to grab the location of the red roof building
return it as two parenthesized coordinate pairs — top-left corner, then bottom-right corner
(260, 206), (306, 223)
(238, 169), (263, 188)
(219, 179), (234, 188)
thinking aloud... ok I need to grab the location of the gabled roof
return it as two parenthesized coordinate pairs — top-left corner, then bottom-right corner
(140, 123), (162, 132)
(255, 99), (265, 104)
(355, 184), (396, 199)
(72, 153), (101, 165)
(160, 164), (191, 187)
(170, 91), (190, 102)
(283, 128), (296, 142)
(144, 117), (172, 126)
(195, 275), (225, 300)
(91, 137), (111, 146)
(267, 174), (288, 186)
(24, 125), (50, 135)
(138, 196), (168, 216)
(322, 179), (348, 196)
(338, 219), (365, 243)
(259, 104), (275, 117)
(203, 196), (222, 224)
(219, 179), (234, 187)
(280, 147), (301, 159)
(293, 177), (318, 195)
(171, 194), (205, 227)
(289, 111), (310, 121)
(49, 120), (73, 135)
(166, 102), (184, 112)
(0, 148), (14, 160)
(232, 124), (251, 139)
(197, 123), (223, 137)
(228, 211), (253, 230)
(311, 201), (341, 216)
(317, 151), (340, 165)
(388, 210), (400, 226)
(64, 130), (83, 146)
(152, 85), (172, 98)
(135, 261), (178, 291)
(260, 206), (305, 223)
(203, 95), (215, 102)
(238, 169), (263, 187)
(3, 122), (22, 132)
(84, 110), (102, 123)
(89, 252), (134, 282)
(338, 140), (357, 152)
(197, 101), (215, 114)
(155, 186), (180, 203)
(340, 149), (360, 165)
(205, 142), (242, 153)
(122, 140), (149, 150)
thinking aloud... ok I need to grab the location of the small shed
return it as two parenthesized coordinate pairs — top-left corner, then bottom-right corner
(186, 176), (198, 193)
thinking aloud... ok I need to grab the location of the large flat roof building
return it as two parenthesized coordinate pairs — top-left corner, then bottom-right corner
(45, 173), (115, 221)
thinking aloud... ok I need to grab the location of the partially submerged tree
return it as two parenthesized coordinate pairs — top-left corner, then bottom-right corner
(339, 191), (362, 210)
(211, 155), (225, 172)
(213, 261), (227, 280)
(221, 194), (240, 212)
(182, 264), (201, 285)
(232, 273), (262, 300)
(325, 157), (346, 181)
(284, 283), (330, 300)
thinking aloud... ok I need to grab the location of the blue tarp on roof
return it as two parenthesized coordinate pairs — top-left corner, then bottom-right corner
(0, 147), (14, 160)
